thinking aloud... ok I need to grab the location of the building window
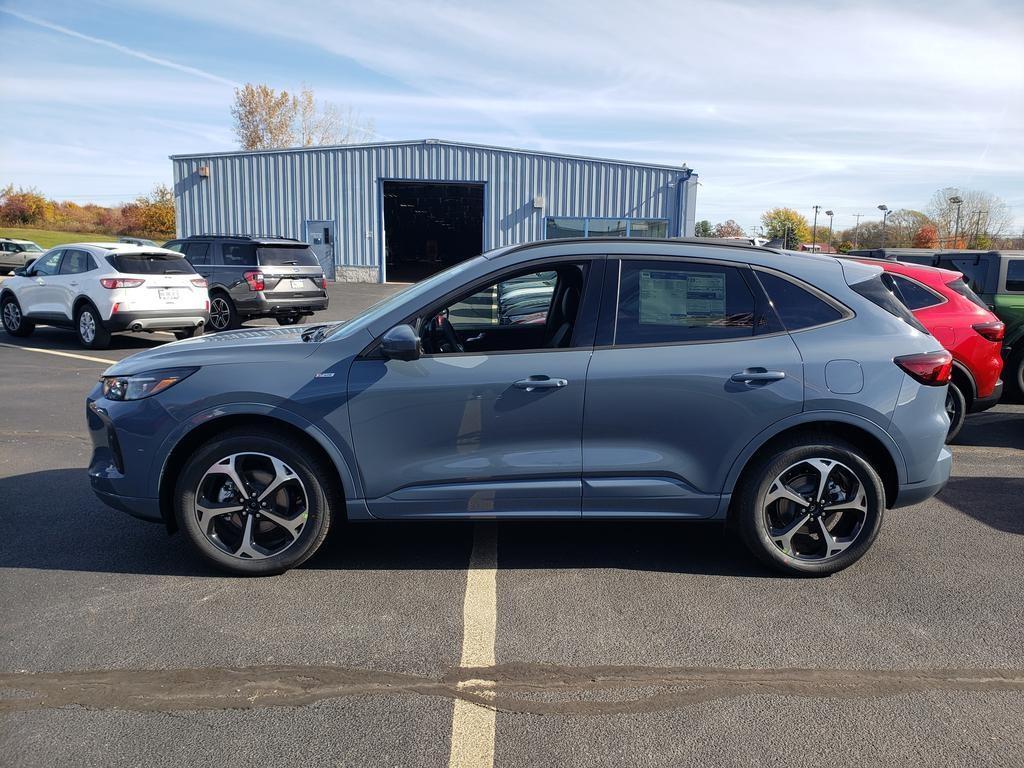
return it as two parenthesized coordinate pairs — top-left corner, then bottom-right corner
(546, 217), (669, 240)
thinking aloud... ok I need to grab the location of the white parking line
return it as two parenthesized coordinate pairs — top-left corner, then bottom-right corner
(0, 342), (116, 366)
(448, 524), (498, 768)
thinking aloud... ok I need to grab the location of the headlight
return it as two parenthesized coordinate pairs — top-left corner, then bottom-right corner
(100, 367), (198, 401)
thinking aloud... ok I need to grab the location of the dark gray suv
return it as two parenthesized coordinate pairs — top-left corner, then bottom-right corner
(163, 235), (329, 330)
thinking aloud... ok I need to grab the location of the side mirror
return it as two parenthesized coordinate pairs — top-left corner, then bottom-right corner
(380, 324), (422, 361)
(13, 267), (26, 277)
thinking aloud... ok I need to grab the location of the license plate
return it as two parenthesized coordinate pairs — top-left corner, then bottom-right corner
(158, 288), (179, 301)
(290, 279), (306, 289)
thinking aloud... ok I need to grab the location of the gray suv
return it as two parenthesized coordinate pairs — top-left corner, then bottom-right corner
(163, 235), (329, 330)
(87, 239), (952, 577)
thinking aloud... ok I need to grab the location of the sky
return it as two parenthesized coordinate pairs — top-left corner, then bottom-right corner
(2, 0), (1023, 235)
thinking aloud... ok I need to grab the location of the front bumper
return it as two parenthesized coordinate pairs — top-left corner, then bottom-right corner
(969, 379), (1003, 414)
(92, 488), (162, 522)
(893, 446), (952, 508)
(105, 308), (210, 332)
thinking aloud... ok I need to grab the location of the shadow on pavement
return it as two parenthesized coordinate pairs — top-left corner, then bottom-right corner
(0, 468), (770, 578)
(956, 407), (1024, 449)
(937, 475), (1024, 535)
(4, 327), (165, 353)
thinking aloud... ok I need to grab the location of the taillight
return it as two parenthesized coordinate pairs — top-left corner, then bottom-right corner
(894, 350), (953, 386)
(243, 271), (265, 291)
(972, 321), (1005, 343)
(191, 278), (208, 289)
(100, 278), (145, 289)
(320, 276), (327, 290)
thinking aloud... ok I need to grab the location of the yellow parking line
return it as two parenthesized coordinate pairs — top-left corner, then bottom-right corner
(0, 342), (116, 366)
(448, 524), (498, 768)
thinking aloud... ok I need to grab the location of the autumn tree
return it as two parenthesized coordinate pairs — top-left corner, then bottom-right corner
(0, 185), (54, 226)
(912, 224), (939, 248)
(926, 187), (1012, 248)
(119, 185), (175, 240)
(760, 207), (811, 248)
(231, 83), (375, 150)
(694, 219), (713, 237)
(712, 219), (746, 238)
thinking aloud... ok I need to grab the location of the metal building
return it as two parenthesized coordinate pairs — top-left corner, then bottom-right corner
(170, 139), (698, 283)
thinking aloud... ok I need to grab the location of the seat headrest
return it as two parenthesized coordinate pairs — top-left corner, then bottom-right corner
(561, 285), (580, 319)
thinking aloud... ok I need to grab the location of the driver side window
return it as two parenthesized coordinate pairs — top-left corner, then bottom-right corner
(32, 250), (64, 276)
(419, 263), (588, 355)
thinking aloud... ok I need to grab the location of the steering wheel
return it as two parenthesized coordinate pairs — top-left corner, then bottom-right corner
(428, 311), (464, 353)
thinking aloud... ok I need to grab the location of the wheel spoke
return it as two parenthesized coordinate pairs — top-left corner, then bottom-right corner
(805, 458), (838, 503)
(211, 454), (248, 500)
(769, 512), (811, 556)
(196, 503), (242, 529)
(765, 480), (810, 509)
(258, 456), (298, 502)
(233, 514), (271, 559)
(816, 517), (856, 558)
(259, 508), (306, 540)
(822, 484), (867, 514)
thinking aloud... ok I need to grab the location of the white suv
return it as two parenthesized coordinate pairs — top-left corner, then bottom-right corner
(0, 243), (210, 349)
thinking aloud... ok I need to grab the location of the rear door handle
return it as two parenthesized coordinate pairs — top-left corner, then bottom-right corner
(731, 368), (786, 383)
(514, 375), (568, 391)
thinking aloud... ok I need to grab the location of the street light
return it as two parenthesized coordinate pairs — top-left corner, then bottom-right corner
(825, 210), (834, 251)
(811, 205), (822, 252)
(949, 195), (963, 248)
(878, 204), (891, 247)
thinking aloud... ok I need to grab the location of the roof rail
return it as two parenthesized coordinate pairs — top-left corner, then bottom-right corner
(184, 234), (302, 242)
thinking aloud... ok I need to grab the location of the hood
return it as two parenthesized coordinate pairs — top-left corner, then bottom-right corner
(103, 325), (320, 376)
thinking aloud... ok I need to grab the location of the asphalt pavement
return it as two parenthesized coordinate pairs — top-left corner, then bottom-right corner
(1, 281), (1023, 767)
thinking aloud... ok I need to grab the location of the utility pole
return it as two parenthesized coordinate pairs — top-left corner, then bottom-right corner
(853, 214), (863, 249)
(878, 204), (890, 248)
(949, 195), (963, 248)
(972, 210), (987, 248)
(812, 205), (821, 252)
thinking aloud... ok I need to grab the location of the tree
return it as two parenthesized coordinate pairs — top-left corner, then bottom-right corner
(694, 219), (713, 238)
(0, 185), (54, 226)
(118, 185), (175, 240)
(912, 224), (939, 248)
(926, 187), (1012, 248)
(885, 209), (932, 248)
(231, 83), (375, 150)
(760, 207), (811, 247)
(712, 219), (746, 238)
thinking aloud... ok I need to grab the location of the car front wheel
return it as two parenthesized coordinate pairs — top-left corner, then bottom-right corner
(174, 428), (335, 576)
(2, 295), (35, 337)
(734, 437), (885, 576)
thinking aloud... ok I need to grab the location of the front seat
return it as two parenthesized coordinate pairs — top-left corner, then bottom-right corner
(544, 283), (580, 348)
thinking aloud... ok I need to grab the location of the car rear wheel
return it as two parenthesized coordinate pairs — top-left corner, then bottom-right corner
(734, 437), (885, 576)
(208, 294), (239, 331)
(2, 295), (34, 337)
(75, 303), (111, 349)
(174, 428), (335, 576)
(1006, 347), (1024, 401)
(944, 382), (967, 443)
(275, 315), (301, 326)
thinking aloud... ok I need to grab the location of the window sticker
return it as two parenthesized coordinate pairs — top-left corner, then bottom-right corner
(639, 270), (726, 325)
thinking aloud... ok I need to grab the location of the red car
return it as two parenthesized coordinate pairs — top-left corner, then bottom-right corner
(856, 259), (1004, 441)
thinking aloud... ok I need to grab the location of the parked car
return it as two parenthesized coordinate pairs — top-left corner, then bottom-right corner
(87, 239), (952, 577)
(1, 243), (209, 348)
(850, 248), (1023, 398)
(162, 235), (329, 330)
(119, 237), (160, 247)
(0, 238), (45, 274)
(853, 259), (1004, 440)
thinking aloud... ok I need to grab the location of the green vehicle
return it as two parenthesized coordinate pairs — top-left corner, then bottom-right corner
(850, 249), (1024, 398)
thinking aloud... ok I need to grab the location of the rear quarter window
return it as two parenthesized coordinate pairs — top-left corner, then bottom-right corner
(888, 274), (943, 311)
(107, 252), (196, 275)
(851, 274), (929, 334)
(946, 278), (989, 309)
(257, 246), (319, 267)
(755, 271), (844, 330)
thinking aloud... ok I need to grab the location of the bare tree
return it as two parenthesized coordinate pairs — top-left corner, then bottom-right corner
(926, 187), (1012, 248)
(232, 83), (376, 150)
(712, 219), (746, 238)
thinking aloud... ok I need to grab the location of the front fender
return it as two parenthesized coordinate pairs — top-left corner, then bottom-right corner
(714, 409), (908, 518)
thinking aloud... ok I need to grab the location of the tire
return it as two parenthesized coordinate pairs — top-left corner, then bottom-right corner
(1006, 347), (1024, 402)
(1, 295), (35, 337)
(276, 315), (301, 326)
(75, 303), (111, 349)
(174, 428), (335, 576)
(208, 293), (240, 331)
(174, 325), (205, 341)
(944, 382), (967, 443)
(733, 436), (885, 576)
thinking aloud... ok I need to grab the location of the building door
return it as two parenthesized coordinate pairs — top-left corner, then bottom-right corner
(305, 220), (336, 281)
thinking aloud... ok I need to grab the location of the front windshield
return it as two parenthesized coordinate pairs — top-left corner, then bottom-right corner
(22, 243), (43, 252)
(326, 256), (486, 339)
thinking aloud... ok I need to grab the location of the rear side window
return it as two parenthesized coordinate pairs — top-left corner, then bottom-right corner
(615, 261), (755, 345)
(222, 243), (257, 266)
(59, 249), (95, 275)
(851, 274), (929, 334)
(1007, 260), (1024, 292)
(887, 274), (943, 311)
(755, 271), (844, 331)
(257, 246), (319, 267)
(106, 253), (196, 275)
(183, 242), (209, 265)
(947, 279), (989, 308)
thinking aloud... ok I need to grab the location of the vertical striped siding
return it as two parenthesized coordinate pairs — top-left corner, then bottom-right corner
(172, 142), (693, 270)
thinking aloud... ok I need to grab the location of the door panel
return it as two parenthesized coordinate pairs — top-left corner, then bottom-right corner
(348, 350), (591, 518)
(22, 250), (65, 315)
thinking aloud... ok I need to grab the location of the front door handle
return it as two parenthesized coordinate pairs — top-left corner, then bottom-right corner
(731, 368), (786, 383)
(514, 375), (568, 391)
(69, 281), (79, 286)
(35, 278), (45, 285)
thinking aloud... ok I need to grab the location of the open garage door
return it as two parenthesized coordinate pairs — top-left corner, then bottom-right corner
(383, 181), (484, 282)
